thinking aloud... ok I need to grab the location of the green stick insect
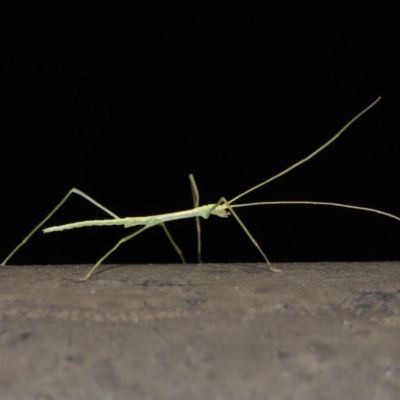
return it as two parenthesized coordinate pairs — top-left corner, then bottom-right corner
(2, 97), (399, 281)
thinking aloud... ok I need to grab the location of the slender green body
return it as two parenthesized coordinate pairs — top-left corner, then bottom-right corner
(3, 97), (396, 281)
(44, 205), (229, 232)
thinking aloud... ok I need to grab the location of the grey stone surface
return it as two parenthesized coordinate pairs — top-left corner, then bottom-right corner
(1, 262), (400, 400)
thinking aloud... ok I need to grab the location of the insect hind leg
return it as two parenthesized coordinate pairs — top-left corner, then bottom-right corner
(2, 188), (185, 266)
(1, 188), (116, 265)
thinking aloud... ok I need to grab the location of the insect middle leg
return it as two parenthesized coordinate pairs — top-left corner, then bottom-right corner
(79, 222), (159, 281)
(189, 174), (202, 263)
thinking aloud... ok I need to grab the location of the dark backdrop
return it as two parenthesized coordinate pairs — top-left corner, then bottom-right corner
(1, 10), (399, 266)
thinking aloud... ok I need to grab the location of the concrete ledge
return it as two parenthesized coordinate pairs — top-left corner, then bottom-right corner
(1, 262), (400, 399)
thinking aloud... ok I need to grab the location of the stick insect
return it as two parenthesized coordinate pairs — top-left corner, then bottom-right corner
(2, 97), (399, 281)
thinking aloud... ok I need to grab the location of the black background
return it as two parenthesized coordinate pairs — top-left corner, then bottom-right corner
(1, 9), (399, 266)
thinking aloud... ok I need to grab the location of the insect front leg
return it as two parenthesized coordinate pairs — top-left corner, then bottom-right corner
(209, 197), (281, 274)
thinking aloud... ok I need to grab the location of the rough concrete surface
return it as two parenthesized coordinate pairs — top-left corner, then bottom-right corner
(0, 262), (400, 400)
